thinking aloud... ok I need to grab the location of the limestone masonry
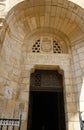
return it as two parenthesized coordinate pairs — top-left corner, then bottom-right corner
(0, 0), (84, 130)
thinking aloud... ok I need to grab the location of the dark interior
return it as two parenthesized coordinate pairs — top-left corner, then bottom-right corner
(28, 91), (66, 130)
(28, 70), (66, 130)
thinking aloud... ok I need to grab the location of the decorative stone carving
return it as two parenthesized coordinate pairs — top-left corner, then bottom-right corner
(41, 37), (52, 52)
(31, 36), (65, 53)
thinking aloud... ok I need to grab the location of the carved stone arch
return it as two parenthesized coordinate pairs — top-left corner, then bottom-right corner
(23, 28), (70, 54)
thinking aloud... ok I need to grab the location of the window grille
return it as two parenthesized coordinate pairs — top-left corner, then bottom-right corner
(35, 72), (41, 87)
(53, 40), (63, 53)
(32, 39), (64, 53)
(32, 39), (40, 53)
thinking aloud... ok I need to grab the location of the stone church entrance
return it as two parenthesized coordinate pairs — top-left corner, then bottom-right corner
(28, 70), (66, 130)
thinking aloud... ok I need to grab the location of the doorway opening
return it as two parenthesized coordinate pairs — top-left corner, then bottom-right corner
(28, 70), (66, 130)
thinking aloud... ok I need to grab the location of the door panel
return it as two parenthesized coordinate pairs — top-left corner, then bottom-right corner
(28, 70), (66, 130)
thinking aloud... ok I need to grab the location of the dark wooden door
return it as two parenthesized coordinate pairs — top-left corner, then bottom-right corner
(28, 70), (66, 130)
(30, 70), (63, 91)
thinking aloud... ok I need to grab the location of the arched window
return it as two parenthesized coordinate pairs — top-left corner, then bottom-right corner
(32, 37), (65, 53)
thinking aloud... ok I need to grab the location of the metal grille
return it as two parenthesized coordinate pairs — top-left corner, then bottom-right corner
(0, 113), (22, 130)
(79, 112), (84, 130)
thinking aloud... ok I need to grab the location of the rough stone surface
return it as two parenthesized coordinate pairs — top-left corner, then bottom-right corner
(0, 0), (84, 130)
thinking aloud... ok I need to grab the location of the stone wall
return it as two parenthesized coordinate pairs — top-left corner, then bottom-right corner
(0, 31), (83, 130)
(69, 39), (84, 130)
(0, 0), (84, 130)
(71, 39), (84, 110)
(19, 52), (76, 130)
(0, 30), (22, 118)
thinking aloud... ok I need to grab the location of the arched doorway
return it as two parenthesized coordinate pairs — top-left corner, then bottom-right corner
(28, 69), (66, 130)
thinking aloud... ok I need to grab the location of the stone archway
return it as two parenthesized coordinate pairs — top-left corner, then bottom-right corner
(23, 63), (70, 130)
(0, 1), (83, 130)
